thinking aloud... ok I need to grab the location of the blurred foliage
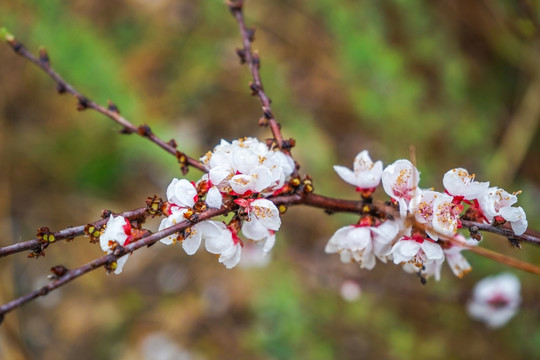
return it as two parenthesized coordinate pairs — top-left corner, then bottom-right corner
(1, 0), (540, 359)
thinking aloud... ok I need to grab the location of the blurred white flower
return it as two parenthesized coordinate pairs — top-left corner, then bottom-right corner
(340, 280), (362, 302)
(467, 273), (521, 328)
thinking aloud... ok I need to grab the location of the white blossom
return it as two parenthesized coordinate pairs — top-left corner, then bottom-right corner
(477, 187), (517, 221)
(391, 233), (444, 268)
(467, 273), (521, 328)
(499, 206), (528, 236)
(382, 159), (420, 217)
(166, 178), (197, 210)
(200, 137), (294, 196)
(158, 209), (204, 255)
(333, 150), (383, 191)
(239, 199), (281, 241)
(432, 195), (462, 238)
(325, 220), (400, 269)
(443, 168), (489, 200)
(203, 221), (242, 269)
(100, 215), (131, 275)
(413, 190), (453, 240)
(325, 225), (376, 269)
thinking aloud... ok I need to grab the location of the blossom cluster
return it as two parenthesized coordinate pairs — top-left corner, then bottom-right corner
(99, 137), (293, 273)
(326, 150), (528, 281)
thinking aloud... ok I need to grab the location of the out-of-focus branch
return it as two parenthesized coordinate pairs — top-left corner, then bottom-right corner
(486, 73), (540, 184)
(227, 1), (293, 155)
(0, 207), (149, 258)
(1, 30), (206, 174)
(0, 206), (231, 323)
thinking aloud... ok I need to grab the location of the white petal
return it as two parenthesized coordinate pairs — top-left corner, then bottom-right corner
(392, 240), (420, 264)
(443, 168), (489, 199)
(203, 222), (235, 254)
(251, 166), (273, 192)
(325, 226), (354, 253)
(166, 178), (197, 208)
(158, 210), (187, 245)
(220, 244), (242, 269)
(182, 225), (203, 255)
(250, 199), (281, 230)
(333, 165), (357, 187)
(242, 218), (269, 241)
(262, 232), (276, 255)
(421, 241), (444, 261)
(209, 166), (233, 186)
(113, 254), (130, 275)
(100, 215), (129, 252)
(360, 252), (376, 270)
(231, 147), (259, 174)
(206, 186), (223, 209)
(499, 206), (528, 235)
(346, 227), (372, 251)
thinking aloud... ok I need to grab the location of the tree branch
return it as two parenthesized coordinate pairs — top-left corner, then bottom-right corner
(227, 1), (291, 154)
(2, 34), (206, 174)
(0, 207), (149, 258)
(0, 206), (230, 323)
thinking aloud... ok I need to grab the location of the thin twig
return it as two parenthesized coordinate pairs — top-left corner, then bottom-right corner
(2, 36), (206, 173)
(0, 206), (231, 323)
(448, 236), (540, 275)
(0, 207), (149, 258)
(228, 1), (290, 154)
(461, 219), (540, 246)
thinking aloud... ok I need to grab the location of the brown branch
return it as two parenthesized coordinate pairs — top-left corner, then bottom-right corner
(461, 219), (540, 246)
(447, 236), (540, 275)
(0, 207), (149, 258)
(2, 36), (206, 173)
(0, 206), (231, 323)
(227, 1), (291, 154)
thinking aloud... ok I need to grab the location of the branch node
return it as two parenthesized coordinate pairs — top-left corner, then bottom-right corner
(76, 96), (90, 111)
(302, 177), (314, 194)
(146, 196), (165, 217)
(119, 127), (133, 135)
(508, 237), (523, 250)
(252, 51), (260, 69)
(281, 138), (296, 150)
(176, 151), (189, 175)
(258, 116), (268, 127)
(10, 40), (23, 54)
(262, 107), (273, 119)
(38, 47), (50, 67)
(249, 82), (261, 95)
(37, 227), (55, 243)
(246, 27), (256, 42)
(84, 224), (102, 243)
(236, 48), (246, 64)
(226, 0), (243, 13)
(48, 265), (68, 280)
(101, 209), (113, 219)
(138, 124), (152, 137)
(56, 82), (67, 94)
(107, 100), (120, 114)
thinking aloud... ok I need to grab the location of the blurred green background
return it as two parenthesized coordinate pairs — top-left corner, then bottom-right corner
(1, 0), (539, 359)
